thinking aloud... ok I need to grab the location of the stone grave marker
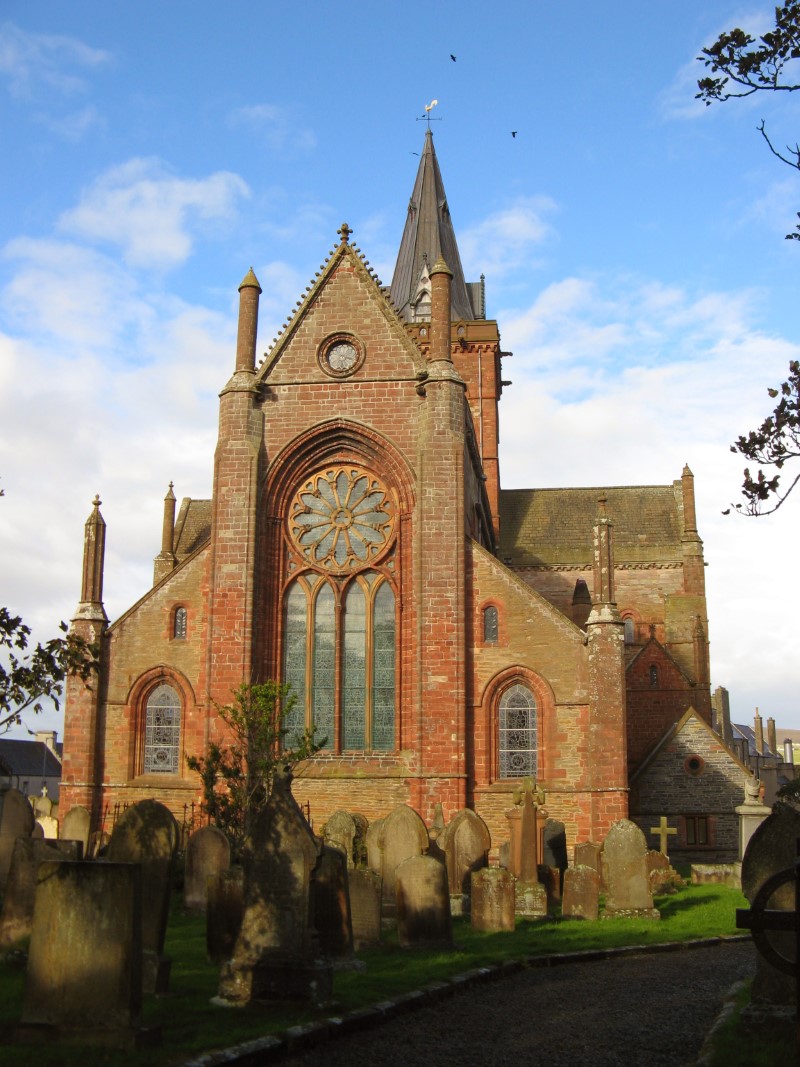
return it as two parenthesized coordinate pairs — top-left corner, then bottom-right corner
(648, 815), (677, 857)
(515, 790), (547, 918)
(348, 868), (382, 948)
(184, 825), (230, 913)
(646, 850), (684, 895)
(740, 802), (800, 1006)
(543, 818), (568, 877)
(33, 792), (53, 821)
(0, 838), (78, 949)
(470, 867), (515, 932)
(311, 844), (353, 958)
(562, 864), (600, 920)
(351, 812), (369, 867)
(441, 808), (490, 915)
(206, 866), (244, 965)
(35, 814), (59, 840)
(323, 810), (356, 868)
(736, 775), (771, 860)
(217, 764), (331, 1006)
(17, 860), (153, 1049)
(0, 787), (35, 888)
(601, 819), (659, 920)
(395, 853), (452, 948)
(377, 805), (429, 911)
(573, 840), (602, 876)
(365, 816), (384, 874)
(107, 798), (179, 994)
(61, 805), (91, 856)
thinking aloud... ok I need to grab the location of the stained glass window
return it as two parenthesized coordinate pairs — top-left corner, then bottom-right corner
(342, 583), (366, 749)
(144, 684), (181, 774)
(371, 582), (395, 750)
(498, 683), (536, 779)
(283, 581), (308, 744)
(312, 584), (335, 749)
(173, 607), (187, 639)
(483, 605), (498, 644)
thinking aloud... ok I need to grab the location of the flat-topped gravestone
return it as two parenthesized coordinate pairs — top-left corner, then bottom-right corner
(395, 854), (452, 948)
(217, 764), (331, 1006)
(348, 868), (382, 948)
(184, 825), (230, 913)
(17, 861), (154, 1049)
(311, 845), (353, 958)
(0, 788), (35, 888)
(61, 806), (91, 856)
(601, 819), (659, 920)
(441, 809), (491, 911)
(562, 864), (600, 921)
(323, 810), (356, 868)
(471, 867), (515, 932)
(207, 866), (244, 965)
(740, 802), (800, 1006)
(377, 805), (429, 910)
(108, 799), (178, 993)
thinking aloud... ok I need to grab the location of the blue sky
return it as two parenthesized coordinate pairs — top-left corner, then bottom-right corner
(1, 2), (799, 736)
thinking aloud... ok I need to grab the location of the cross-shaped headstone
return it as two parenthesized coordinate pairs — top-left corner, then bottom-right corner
(649, 816), (677, 856)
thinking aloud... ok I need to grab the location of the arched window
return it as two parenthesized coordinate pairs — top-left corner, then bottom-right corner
(483, 605), (499, 644)
(623, 617), (635, 644)
(173, 607), (187, 640)
(143, 684), (181, 774)
(649, 664), (659, 688)
(498, 683), (537, 779)
(282, 572), (395, 752)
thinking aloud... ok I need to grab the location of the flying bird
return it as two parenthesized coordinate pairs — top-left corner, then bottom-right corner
(425, 99), (438, 112)
(450, 54), (457, 62)
(511, 131), (517, 138)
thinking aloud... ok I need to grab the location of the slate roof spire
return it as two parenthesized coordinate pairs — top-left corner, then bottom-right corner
(390, 129), (476, 323)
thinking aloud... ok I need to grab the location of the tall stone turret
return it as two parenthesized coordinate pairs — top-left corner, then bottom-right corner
(153, 482), (177, 584)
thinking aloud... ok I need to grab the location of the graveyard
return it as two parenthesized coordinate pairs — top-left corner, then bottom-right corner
(2, 777), (795, 1066)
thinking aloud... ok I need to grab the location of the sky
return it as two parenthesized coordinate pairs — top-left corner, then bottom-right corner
(1, 2), (798, 738)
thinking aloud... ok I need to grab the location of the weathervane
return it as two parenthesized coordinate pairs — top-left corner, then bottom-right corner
(417, 99), (442, 128)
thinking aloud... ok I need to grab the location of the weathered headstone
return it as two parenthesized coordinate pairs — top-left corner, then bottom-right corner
(646, 850), (684, 895)
(311, 845), (353, 958)
(514, 790), (547, 917)
(107, 799), (178, 993)
(441, 809), (491, 915)
(61, 805), (91, 856)
(0, 838), (77, 948)
(573, 840), (602, 876)
(184, 825), (230, 913)
(0, 787), (35, 887)
(33, 793), (53, 820)
(217, 764), (331, 1006)
(470, 867), (515, 932)
(562, 864), (600, 921)
(17, 861), (152, 1048)
(348, 868), (382, 948)
(377, 805), (429, 910)
(542, 818), (568, 879)
(601, 819), (659, 920)
(323, 810), (356, 868)
(351, 812), (369, 868)
(740, 802), (800, 1006)
(206, 866), (244, 965)
(395, 854), (452, 948)
(365, 817), (384, 874)
(36, 814), (59, 840)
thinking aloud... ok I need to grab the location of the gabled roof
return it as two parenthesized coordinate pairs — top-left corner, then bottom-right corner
(625, 633), (692, 684)
(0, 739), (62, 778)
(389, 130), (476, 323)
(498, 484), (683, 566)
(174, 498), (212, 559)
(630, 706), (751, 783)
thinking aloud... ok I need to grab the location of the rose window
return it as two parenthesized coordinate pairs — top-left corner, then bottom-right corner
(289, 468), (394, 572)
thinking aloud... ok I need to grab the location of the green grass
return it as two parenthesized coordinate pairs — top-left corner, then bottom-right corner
(0, 881), (771, 1067)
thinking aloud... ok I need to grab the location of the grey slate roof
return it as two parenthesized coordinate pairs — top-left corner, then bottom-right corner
(389, 130), (477, 323)
(498, 484), (684, 566)
(174, 498), (212, 559)
(0, 739), (62, 778)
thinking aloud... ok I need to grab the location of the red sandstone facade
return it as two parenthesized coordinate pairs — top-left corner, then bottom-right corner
(60, 134), (712, 855)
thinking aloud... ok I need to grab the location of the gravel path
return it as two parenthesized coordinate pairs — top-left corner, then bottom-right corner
(281, 941), (756, 1067)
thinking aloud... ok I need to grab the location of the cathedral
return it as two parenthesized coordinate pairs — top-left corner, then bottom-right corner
(60, 131), (719, 855)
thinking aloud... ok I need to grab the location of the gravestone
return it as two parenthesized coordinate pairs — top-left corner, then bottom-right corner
(17, 861), (152, 1048)
(515, 790), (547, 917)
(348, 868), (382, 948)
(395, 854), (452, 948)
(735, 775), (771, 860)
(562, 864), (600, 920)
(311, 845), (353, 958)
(441, 809), (491, 915)
(365, 817), (384, 874)
(33, 793), (53, 820)
(351, 812), (369, 868)
(470, 867), (515, 932)
(542, 818), (568, 880)
(0, 838), (78, 948)
(740, 802), (800, 1005)
(0, 787), (35, 888)
(206, 866), (244, 965)
(36, 814), (58, 840)
(646, 850), (684, 894)
(377, 805), (429, 911)
(323, 810), (356, 868)
(62, 805), (91, 856)
(184, 825), (230, 913)
(601, 819), (659, 920)
(217, 764), (331, 1006)
(573, 841), (602, 876)
(107, 798), (179, 993)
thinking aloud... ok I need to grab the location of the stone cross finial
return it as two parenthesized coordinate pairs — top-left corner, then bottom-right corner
(337, 222), (352, 244)
(649, 816), (677, 856)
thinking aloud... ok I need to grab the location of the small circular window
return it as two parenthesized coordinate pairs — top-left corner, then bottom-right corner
(684, 755), (705, 776)
(318, 333), (364, 378)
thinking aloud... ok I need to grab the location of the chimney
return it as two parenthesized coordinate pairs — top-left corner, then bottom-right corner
(784, 739), (794, 765)
(753, 709), (764, 755)
(767, 717), (777, 754)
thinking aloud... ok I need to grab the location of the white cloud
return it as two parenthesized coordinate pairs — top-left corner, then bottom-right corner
(228, 103), (316, 154)
(460, 197), (557, 279)
(0, 22), (110, 98)
(58, 159), (250, 269)
(37, 103), (104, 141)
